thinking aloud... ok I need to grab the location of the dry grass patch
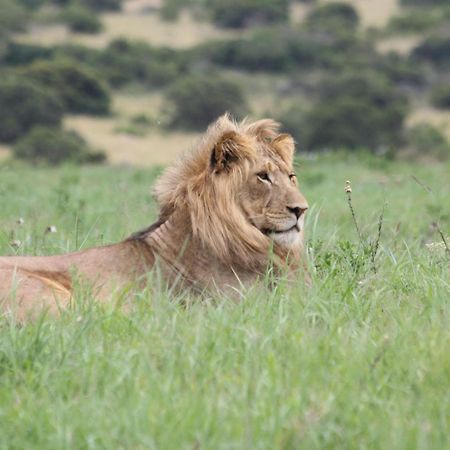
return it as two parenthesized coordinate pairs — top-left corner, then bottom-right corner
(408, 107), (450, 140)
(64, 115), (198, 166)
(377, 35), (421, 55)
(18, 9), (237, 49)
(0, 144), (11, 161)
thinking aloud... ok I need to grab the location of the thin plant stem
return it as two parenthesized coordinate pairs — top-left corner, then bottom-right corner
(347, 191), (363, 245)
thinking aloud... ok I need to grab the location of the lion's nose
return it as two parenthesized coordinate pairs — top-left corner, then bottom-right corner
(287, 205), (308, 219)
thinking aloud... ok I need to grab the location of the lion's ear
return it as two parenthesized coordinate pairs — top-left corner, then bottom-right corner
(211, 131), (254, 173)
(272, 133), (295, 165)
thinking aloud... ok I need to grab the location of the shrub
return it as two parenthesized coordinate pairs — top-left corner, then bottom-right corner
(160, 0), (190, 21)
(17, 0), (45, 9)
(406, 123), (450, 160)
(377, 52), (426, 87)
(21, 60), (110, 115)
(166, 74), (248, 130)
(61, 4), (103, 34)
(197, 26), (365, 73)
(98, 38), (186, 87)
(2, 42), (53, 66)
(206, 0), (289, 28)
(79, 0), (122, 10)
(0, 0), (28, 36)
(0, 77), (63, 143)
(13, 127), (106, 165)
(400, 0), (448, 5)
(305, 2), (359, 31)
(430, 84), (450, 109)
(387, 8), (450, 34)
(413, 32), (450, 67)
(284, 71), (408, 152)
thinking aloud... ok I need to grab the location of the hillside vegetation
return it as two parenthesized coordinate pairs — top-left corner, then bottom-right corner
(0, 0), (449, 164)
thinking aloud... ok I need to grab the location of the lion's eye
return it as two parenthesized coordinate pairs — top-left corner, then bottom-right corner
(289, 173), (296, 182)
(257, 172), (271, 183)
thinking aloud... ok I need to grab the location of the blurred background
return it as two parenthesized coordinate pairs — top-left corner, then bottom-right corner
(0, 0), (449, 167)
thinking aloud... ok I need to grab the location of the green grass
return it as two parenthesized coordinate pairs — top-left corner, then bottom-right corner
(0, 155), (449, 449)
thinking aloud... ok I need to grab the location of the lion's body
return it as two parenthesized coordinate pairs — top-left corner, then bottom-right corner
(0, 115), (309, 321)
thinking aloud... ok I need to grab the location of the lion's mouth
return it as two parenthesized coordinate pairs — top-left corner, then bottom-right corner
(262, 224), (300, 235)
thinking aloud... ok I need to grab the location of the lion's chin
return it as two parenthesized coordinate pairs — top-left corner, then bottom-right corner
(267, 227), (301, 248)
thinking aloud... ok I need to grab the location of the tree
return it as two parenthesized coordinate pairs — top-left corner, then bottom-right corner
(21, 60), (110, 115)
(282, 71), (409, 152)
(166, 74), (248, 130)
(14, 127), (106, 165)
(0, 77), (63, 143)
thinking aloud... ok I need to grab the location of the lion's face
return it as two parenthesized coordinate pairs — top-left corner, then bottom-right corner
(240, 159), (308, 249)
(154, 115), (309, 268)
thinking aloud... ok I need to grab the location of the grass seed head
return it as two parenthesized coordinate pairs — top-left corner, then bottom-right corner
(46, 225), (57, 233)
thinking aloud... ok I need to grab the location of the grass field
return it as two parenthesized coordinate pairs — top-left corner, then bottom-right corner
(0, 155), (449, 449)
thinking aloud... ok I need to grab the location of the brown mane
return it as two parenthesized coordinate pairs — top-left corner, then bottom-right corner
(153, 114), (296, 270)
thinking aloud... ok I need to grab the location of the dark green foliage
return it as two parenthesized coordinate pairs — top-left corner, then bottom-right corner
(305, 2), (359, 31)
(49, 0), (122, 9)
(98, 38), (186, 87)
(0, 77), (63, 143)
(13, 127), (106, 165)
(21, 60), (110, 115)
(160, 0), (191, 21)
(2, 42), (53, 66)
(61, 4), (103, 33)
(197, 27), (367, 72)
(77, 0), (122, 10)
(413, 32), (450, 67)
(406, 123), (450, 159)
(377, 52), (426, 87)
(400, 0), (448, 5)
(52, 44), (101, 67)
(0, 0), (28, 36)
(206, 0), (289, 28)
(166, 74), (248, 130)
(430, 83), (450, 109)
(387, 7), (450, 34)
(282, 72), (408, 152)
(17, 0), (45, 9)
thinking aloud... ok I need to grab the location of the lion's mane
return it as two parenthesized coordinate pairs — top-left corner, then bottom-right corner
(153, 114), (297, 271)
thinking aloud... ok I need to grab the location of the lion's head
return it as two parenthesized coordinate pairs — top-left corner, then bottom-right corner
(154, 114), (308, 270)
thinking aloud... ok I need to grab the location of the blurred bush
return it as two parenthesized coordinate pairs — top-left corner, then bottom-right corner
(196, 26), (367, 72)
(430, 83), (450, 109)
(14, 127), (106, 165)
(280, 71), (408, 152)
(0, 0), (28, 36)
(206, 0), (289, 28)
(97, 39), (186, 87)
(400, 0), (448, 5)
(21, 60), (110, 115)
(413, 31), (450, 67)
(51, 0), (123, 10)
(0, 77), (63, 143)
(166, 74), (248, 130)
(305, 2), (359, 32)
(406, 123), (450, 160)
(61, 4), (103, 34)
(387, 7), (450, 34)
(2, 42), (54, 66)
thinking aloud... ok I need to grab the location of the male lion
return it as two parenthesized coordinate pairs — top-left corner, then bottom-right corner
(0, 115), (308, 321)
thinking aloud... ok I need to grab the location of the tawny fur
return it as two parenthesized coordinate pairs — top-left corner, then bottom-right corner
(0, 114), (308, 321)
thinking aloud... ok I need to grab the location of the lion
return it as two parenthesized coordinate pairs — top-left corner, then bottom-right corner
(0, 114), (308, 321)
